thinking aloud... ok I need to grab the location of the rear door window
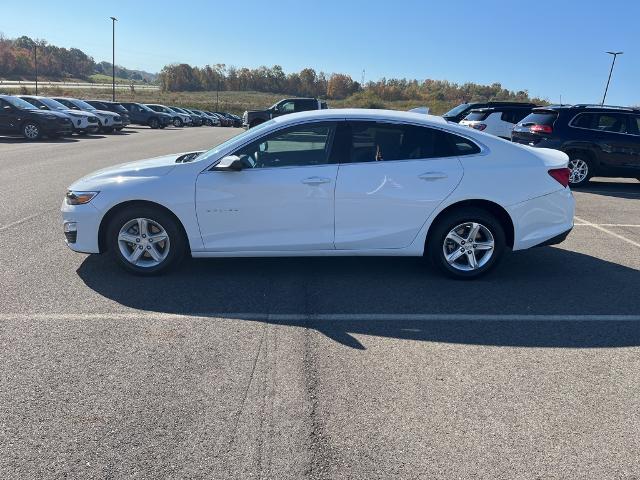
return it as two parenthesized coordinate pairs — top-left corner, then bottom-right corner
(344, 122), (455, 163)
(594, 113), (628, 134)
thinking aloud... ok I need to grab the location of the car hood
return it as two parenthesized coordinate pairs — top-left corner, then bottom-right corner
(30, 109), (70, 120)
(69, 154), (183, 190)
(65, 109), (97, 118)
(92, 109), (119, 118)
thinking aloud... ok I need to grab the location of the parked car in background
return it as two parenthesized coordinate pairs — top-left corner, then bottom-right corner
(84, 100), (131, 130)
(443, 101), (538, 123)
(183, 108), (209, 126)
(51, 97), (123, 133)
(19, 95), (100, 135)
(0, 94), (73, 139)
(119, 102), (172, 129)
(408, 107), (431, 115)
(512, 104), (640, 186)
(189, 109), (219, 126)
(225, 112), (243, 128)
(210, 112), (232, 127)
(170, 106), (202, 126)
(460, 105), (536, 139)
(62, 109), (574, 279)
(146, 104), (191, 127)
(243, 98), (328, 128)
(165, 107), (193, 127)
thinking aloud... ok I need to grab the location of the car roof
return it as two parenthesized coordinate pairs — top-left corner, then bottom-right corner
(534, 104), (640, 113)
(271, 108), (449, 126)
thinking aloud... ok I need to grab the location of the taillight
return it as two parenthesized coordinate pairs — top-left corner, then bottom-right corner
(548, 168), (570, 187)
(530, 124), (553, 134)
(471, 123), (487, 131)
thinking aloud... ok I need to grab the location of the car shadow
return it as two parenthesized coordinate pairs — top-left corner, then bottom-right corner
(0, 136), (79, 144)
(573, 179), (640, 200)
(77, 246), (640, 349)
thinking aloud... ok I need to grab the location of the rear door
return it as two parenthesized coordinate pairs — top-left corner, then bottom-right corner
(333, 121), (465, 250)
(590, 113), (640, 172)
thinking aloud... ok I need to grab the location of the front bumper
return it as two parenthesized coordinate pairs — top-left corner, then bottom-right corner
(61, 200), (102, 253)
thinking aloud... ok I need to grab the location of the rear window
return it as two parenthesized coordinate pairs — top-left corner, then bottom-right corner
(464, 111), (491, 121)
(519, 111), (558, 126)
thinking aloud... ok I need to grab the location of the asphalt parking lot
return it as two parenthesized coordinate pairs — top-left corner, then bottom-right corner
(1, 127), (639, 479)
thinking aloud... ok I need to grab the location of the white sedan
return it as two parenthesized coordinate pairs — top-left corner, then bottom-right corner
(62, 109), (574, 279)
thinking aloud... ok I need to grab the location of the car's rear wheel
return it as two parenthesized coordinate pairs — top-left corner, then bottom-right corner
(107, 207), (186, 275)
(427, 208), (505, 279)
(149, 118), (160, 129)
(22, 122), (41, 140)
(173, 117), (183, 127)
(568, 156), (592, 187)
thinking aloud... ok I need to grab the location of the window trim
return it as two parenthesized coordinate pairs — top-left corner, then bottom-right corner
(201, 117), (488, 173)
(569, 111), (638, 137)
(207, 120), (338, 172)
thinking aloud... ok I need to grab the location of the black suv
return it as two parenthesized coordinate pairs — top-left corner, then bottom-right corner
(85, 100), (131, 129)
(512, 104), (640, 186)
(0, 94), (73, 140)
(443, 101), (538, 123)
(243, 98), (328, 128)
(118, 102), (172, 129)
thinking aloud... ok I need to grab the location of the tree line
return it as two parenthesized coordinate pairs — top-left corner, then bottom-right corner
(0, 35), (156, 82)
(158, 63), (544, 104)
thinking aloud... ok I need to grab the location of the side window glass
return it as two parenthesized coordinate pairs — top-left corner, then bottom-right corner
(572, 113), (593, 129)
(232, 122), (335, 169)
(446, 133), (482, 156)
(279, 101), (295, 114)
(596, 114), (627, 133)
(631, 116), (640, 136)
(346, 122), (454, 163)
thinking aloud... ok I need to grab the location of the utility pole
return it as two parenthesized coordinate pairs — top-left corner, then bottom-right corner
(601, 51), (623, 106)
(110, 17), (118, 101)
(216, 78), (220, 111)
(34, 44), (38, 95)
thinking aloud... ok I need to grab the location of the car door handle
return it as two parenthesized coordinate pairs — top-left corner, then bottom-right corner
(301, 176), (332, 185)
(418, 172), (448, 181)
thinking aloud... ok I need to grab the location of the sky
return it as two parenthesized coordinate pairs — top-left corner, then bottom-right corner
(2, 0), (638, 105)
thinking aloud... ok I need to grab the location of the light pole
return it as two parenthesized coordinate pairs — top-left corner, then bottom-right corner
(33, 44), (38, 95)
(601, 51), (622, 106)
(110, 16), (118, 101)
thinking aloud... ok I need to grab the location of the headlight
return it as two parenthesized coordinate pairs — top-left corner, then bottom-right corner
(65, 191), (99, 205)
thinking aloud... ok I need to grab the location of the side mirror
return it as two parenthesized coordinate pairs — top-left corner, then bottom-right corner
(214, 155), (244, 171)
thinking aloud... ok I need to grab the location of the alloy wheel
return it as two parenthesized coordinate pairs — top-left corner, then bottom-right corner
(118, 218), (170, 268)
(23, 124), (40, 139)
(568, 158), (589, 184)
(442, 222), (495, 272)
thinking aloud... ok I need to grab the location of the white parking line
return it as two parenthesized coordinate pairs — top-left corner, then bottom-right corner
(1, 313), (639, 322)
(574, 216), (640, 248)
(574, 224), (640, 227)
(0, 209), (56, 232)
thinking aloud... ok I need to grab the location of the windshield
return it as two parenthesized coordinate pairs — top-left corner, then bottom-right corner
(5, 96), (37, 110)
(72, 99), (97, 111)
(464, 111), (491, 121)
(40, 98), (71, 111)
(195, 119), (276, 163)
(171, 107), (186, 114)
(443, 103), (471, 117)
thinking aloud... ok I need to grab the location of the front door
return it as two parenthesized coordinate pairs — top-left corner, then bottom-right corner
(333, 121), (465, 250)
(0, 100), (16, 133)
(195, 121), (338, 251)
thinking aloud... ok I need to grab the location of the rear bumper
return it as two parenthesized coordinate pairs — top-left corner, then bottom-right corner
(532, 226), (573, 248)
(507, 188), (575, 251)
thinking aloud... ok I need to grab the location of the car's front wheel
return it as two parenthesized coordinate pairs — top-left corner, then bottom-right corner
(107, 207), (186, 275)
(149, 118), (160, 129)
(427, 208), (505, 279)
(173, 118), (183, 128)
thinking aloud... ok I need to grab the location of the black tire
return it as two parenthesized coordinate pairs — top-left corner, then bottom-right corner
(22, 121), (41, 140)
(77, 130), (88, 136)
(427, 207), (506, 280)
(149, 117), (160, 129)
(173, 117), (183, 128)
(567, 153), (593, 187)
(159, 124), (166, 129)
(107, 206), (186, 275)
(115, 127), (124, 131)
(102, 127), (115, 134)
